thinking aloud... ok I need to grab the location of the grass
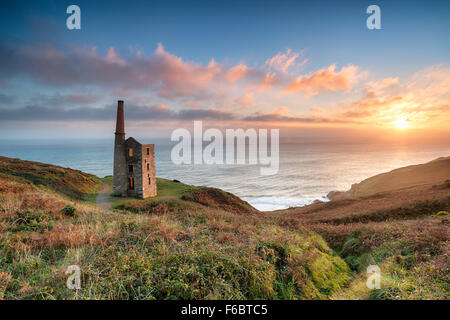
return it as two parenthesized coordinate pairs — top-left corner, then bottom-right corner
(110, 178), (201, 209)
(102, 176), (198, 200)
(0, 157), (352, 300)
(0, 208), (351, 299)
(1, 156), (448, 300)
(112, 178), (256, 216)
(290, 199), (450, 299)
(0, 156), (102, 200)
(156, 178), (199, 198)
(102, 176), (113, 190)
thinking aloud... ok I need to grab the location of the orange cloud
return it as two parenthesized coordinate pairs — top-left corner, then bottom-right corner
(5, 41), (447, 131)
(257, 72), (279, 91)
(150, 43), (222, 99)
(265, 48), (307, 73)
(242, 106), (354, 124)
(282, 64), (364, 96)
(225, 64), (250, 83)
(331, 65), (450, 129)
(364, 77), (399, 92)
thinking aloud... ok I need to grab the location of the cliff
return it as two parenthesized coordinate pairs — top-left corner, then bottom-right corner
(327, 156), (450, 200)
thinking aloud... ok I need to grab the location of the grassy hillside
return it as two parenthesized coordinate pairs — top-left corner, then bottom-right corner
(0, 157), (350, 299)
(276, 167), (450, 299)
(102, 176), (200, 200)
(1, 156), (447, 300)
(116, 179), (257, 215)
(0, 156), (102, 200)
(328, 156), (450, 200)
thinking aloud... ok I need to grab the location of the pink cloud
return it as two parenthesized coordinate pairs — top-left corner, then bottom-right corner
(257, 72), (279, 91)
(265, 48), (307, 73)
(106, 47), (126, 65)
(225, 64), (250, 83)
(234, 92), (255, 109)
(282, 65), (364, 96)
(147, 43), (222, 99)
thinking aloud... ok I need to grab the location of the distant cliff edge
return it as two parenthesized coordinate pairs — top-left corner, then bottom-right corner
(327, 156), (450, 201)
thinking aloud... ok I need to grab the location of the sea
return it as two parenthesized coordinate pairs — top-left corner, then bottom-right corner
(0, 139), (448, 211)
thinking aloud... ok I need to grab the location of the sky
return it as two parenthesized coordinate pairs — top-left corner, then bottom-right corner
(0, 0), (449, 141)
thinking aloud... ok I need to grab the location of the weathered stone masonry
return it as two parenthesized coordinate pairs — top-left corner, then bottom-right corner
(113, 100), (157, 198)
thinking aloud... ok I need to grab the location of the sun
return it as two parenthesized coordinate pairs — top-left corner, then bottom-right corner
(394, 117), (409, 130)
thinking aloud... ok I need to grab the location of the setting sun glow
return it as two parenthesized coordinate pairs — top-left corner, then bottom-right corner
(394, 118), (409, 130)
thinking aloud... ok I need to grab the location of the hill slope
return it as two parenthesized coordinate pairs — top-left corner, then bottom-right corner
(1, 156), (447, 300)
(0, 157), (350, 300)
(275, 157), (450, 299)
(328, 156), (450, 200)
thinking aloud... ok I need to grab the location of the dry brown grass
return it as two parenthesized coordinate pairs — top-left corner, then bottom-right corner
(181, 187), (258, 215)
(0, 156), (101, 199)
(216, 231), (238, 243)
(282, 185), (450, 225)
(268, 182), (450, 299)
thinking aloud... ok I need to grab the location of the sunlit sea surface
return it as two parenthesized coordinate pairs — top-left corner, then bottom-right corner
(0, 139), (448, 211)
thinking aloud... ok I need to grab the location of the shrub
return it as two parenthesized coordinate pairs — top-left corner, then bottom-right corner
(8, 210), (53, 232)
(61, 205), (77, 217)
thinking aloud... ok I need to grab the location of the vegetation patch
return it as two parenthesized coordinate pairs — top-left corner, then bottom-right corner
(0, 158), (351, 299)
(2, 156), (447, 300)
(182, 187), (257, 215)
(0, 156), (102, 200)
(61, 205), (77, 217)
(7, 210), (54, 233)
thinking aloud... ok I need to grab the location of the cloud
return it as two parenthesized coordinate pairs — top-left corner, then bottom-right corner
(234, 92), (255, 109)
(364, 77), (399, 92)
(0, 43), (137, 87)
(256, 72), (280, 91)
(2, 64), (448, 129)
(106, 47), (126, 66)
(0, 43), (223, 100)
(0, 94), (16, 104)
(265, 49), (307, 73)
(0, 43), (315, 105)
(3, 41), (446, 129)
(143, 44), (222, 99)
(339, 95), (403, 119)
(331, 65), (450, 128)
(0, 103), (235, 121)
(224, 64), (251, 83)
(178, 108), (235, 120)
(34, 93), (101, 106)
(243, 107), (352, 124)
(282, 64), (364, 96)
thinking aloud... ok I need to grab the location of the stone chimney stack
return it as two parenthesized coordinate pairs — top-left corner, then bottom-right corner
(113, 100), (127, 196)
(115, 100), (125, 137)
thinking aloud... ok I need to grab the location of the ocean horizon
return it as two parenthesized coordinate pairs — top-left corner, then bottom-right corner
(0, 138), (449, 211)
